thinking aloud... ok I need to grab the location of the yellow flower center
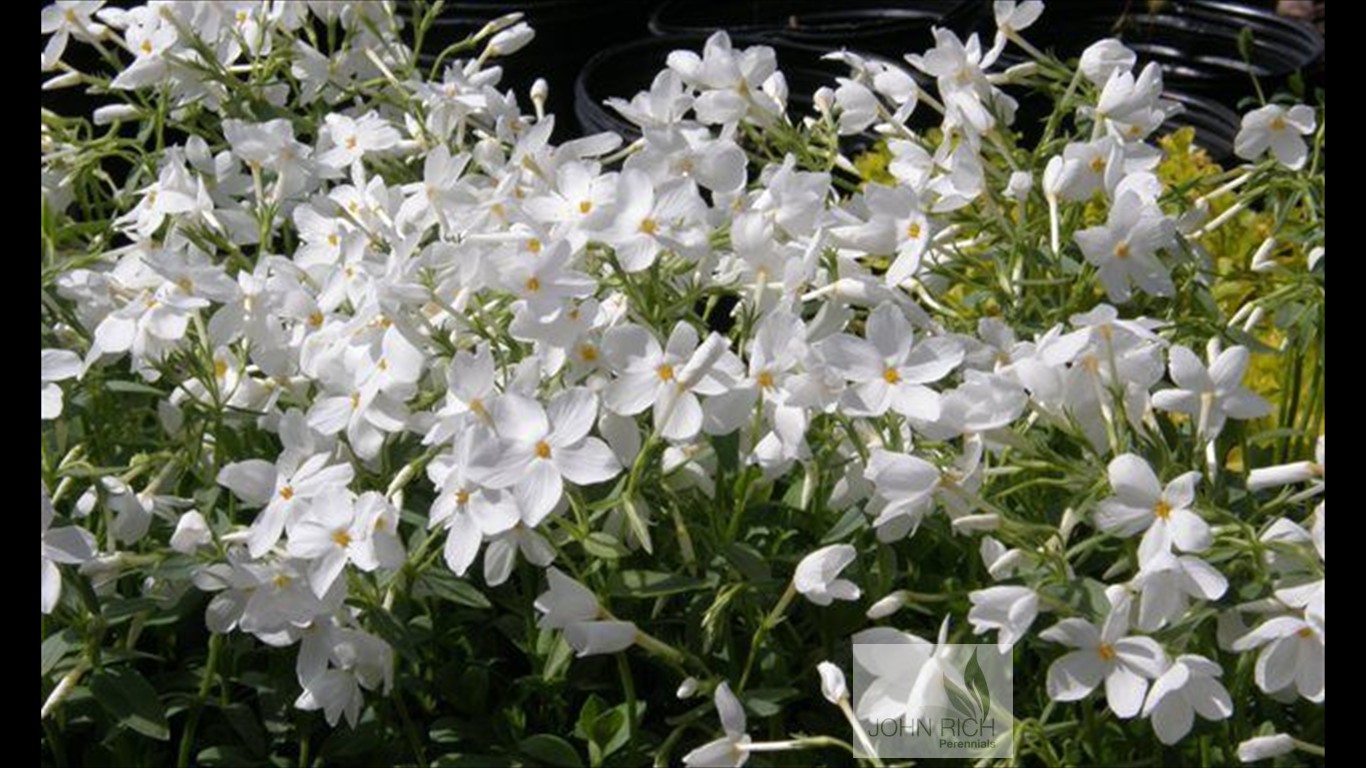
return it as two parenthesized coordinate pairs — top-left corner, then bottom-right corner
(639, 218), (659, 235)
(1114, 242), (1131, 260)
(1089, 156), (1106, 174)
(214, 357), (228, 379)
(1097, 643), (1117, 661)
(1153, 500), (1172, 520)
(279, 485), (295, 500)
(526, 238), (542, 254)
(455, 489), (470, 505)
(1297, 626), (1315, 638)
(579, 343), (599, 362)
(140, 40), (153, 55)
(308, 310), (324, 328)
(756, 370), (775, 390)
(332, 530), (352, 547)
(345, 136), (358, 150)
(1270, 116), (1287, 132)
(579, 200), (593, 214)
(906, 222), (922, 239)
(883, 367), (902, 384)
(524, 276), (541, 293)
(656, 363), (675, 381)
(535, 441), (552, 459)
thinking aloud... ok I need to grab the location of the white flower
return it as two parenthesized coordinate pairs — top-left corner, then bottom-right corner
(832, 79), (879, 135)
(677, 677), (700, 698)
(1247, 436), (1323, 494)
(486, 22), (534, 56)
(832, 186), (933, 286)
(1041, 609), (1167, 717)
(993, 1), (1044, 35)
(1079, 39), (1136, 86)
(170, 511), (212, 554)
(1234, 104), (1317, 170)
(907, 28), (1005, 134)
(41, 349), (82, 420)
(294, 627), (393, 727)
(468, 389), (622, 525)
(287, 490), (403, 597)
(216, 453), (356, 558)
(667, 31), (781, 126)
(42, 484), (96, 614)
(1095, 454), (1210, 565)
(1094, 63), (1172, 140)
(1005, 170), (1033, 203)
(682, 682), (751, 767)
(602, 322), (735, 442)
(318, 112), (400, 169)
(41, 1), (108, 70)
(794, 544), (861, 606)
(903, 617), (974, 725)
(606, 170), (706, 272)
(864, 449), (940, 540)
(534, 567), (637, 657)
(968, 585), (1039, 651)
(817, 661), (848, 704)
(1074, 184), (1175, 303)
(866, 591), (910, 619)
(1231, 612), (1324, 702)
(1237, 734), (1296, 763)
(819, 302), (962, 420)
(1152, 345), (1272, 439)
(1131, 551), (1228, 631)
(1140, 654), (1233, 745)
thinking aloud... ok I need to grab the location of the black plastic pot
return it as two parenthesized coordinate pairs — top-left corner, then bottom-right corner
(942, 0), (1322, 109)
(650, 0), (963, 60)
(404, 0), (653, 138)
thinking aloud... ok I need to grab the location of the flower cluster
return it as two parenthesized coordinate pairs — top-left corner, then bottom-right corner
(41, 0), (1323, 763)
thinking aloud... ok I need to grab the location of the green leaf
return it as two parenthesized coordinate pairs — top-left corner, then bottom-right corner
(1236, 27), (1255, 62)
(574, 694), (606, 742)
(821, 505), (868, 543)
(519, 734), (584, 767)
(607, 570), (711, 598)
(581, 532), (627, 560)
(594, 704), (638, 758)
(722, 542), (771, 581)
(742, 687), (799, 718)
(103, 380), (166, 396)
(621, 496), (653, 555)
(89, 667), (170, 741)
(413, 569), (492, 609)
(542, 633), (574, 682)
(41, 629), (78, 677)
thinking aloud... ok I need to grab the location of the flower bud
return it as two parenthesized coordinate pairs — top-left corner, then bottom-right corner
(1237, 734), (1295, 763)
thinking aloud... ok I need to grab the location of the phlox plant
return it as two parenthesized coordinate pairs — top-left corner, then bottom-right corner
(40, 1), (1323, 766)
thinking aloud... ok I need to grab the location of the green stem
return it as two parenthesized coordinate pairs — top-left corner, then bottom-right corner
(177, 632), (224, 768)
(738, 581), (797, 691)
(394, 688), (429, 767)
(617, 654), (638, 755)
